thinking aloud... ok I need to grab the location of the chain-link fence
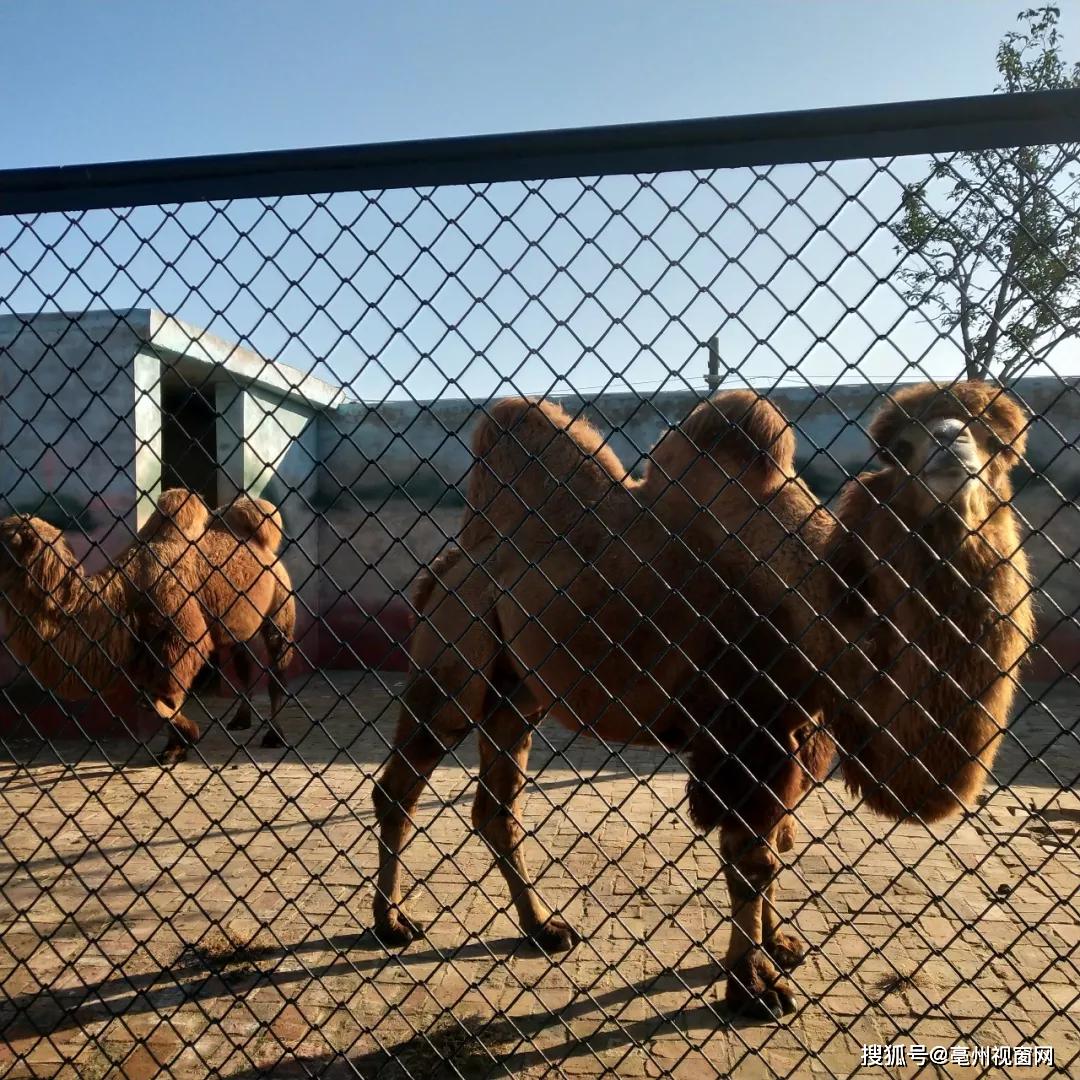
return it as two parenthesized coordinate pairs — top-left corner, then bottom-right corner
(1, 90), (1079, 1079)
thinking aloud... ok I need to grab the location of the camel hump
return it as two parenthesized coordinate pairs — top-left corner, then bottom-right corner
(474, 396), (629, 482)
(647, 390), (796, 499)
(217, 496), (285, 552)
(140, 488), (210, 543)
(688, 390), (796, 476)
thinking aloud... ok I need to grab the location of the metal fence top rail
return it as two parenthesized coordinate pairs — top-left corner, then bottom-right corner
(3, 88), (1080, 216)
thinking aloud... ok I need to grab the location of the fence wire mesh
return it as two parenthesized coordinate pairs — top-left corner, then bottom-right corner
(0, 96), (1079, 1079)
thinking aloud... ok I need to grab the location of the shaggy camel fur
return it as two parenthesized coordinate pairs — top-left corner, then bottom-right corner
(373, 382), (1033, 1018)
(374, 392), (851, 1011)
(146, 491), (298, 751)
(0, 489), (295, 764)
(824, 383), (1033, 824)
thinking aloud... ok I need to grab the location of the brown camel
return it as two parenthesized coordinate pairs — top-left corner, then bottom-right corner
(373, 381), (1033, 1018)
(160, 492), (297, 751)
(0, 489), (296, 764)
(373, 391), (849, 1010)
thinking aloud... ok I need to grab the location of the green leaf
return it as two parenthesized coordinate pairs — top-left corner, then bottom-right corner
(895, 4), (1078, 376)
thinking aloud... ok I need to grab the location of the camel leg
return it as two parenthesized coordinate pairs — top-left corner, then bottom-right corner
(372, 672), (462, 945)
(226, 647), (253, 732)
(259, 622), (291, 750)
(721, 821), (795, 1019)
(473, 703), (578, 954)
(761, 719), (828, 971)
(191, 647), (225, 699)
(761, 822), (807, 972)
(149, 609), (210, 767)
(153, 694), (201, 767)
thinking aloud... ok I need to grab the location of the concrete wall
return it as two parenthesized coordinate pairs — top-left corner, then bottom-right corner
(317, 376), (1080, 675)
(3, 305), (1078, 706)
(0, 312), (145, 560)
(239, 385), (323, 662)
(319, 377), (1080, 500)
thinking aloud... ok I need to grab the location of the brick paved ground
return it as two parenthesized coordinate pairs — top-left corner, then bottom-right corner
(1, 672), (1078, 1079)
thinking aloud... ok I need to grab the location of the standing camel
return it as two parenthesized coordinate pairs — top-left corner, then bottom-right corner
(373, 382), (1033, 1018)
(0, 489), (296, 764)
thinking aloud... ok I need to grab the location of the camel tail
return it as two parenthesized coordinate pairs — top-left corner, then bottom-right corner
(267, 580), (297, 674)
(411, 545), (462, 620)
(412, 566), (441, 620)
(218, 496), (285, 553)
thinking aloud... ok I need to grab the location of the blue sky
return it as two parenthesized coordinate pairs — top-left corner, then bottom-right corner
(3, 0), (1067, 168)
(1, 2), (1077, 400)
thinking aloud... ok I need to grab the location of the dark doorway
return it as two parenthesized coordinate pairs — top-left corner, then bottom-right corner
(161, 384), (219, 505)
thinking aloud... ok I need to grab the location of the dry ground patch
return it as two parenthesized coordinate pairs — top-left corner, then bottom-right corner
(0, 673), (1078, 1078)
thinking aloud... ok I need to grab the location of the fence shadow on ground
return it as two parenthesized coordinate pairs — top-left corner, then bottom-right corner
(0, 924), (764, 1078)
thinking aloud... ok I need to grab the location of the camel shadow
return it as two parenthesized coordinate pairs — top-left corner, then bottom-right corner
(0, 924), (761, 1072)
(212, 953), (765, 1079)
(0, 931), (522, 1043)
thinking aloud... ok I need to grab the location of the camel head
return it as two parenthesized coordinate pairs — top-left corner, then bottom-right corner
(0, 514), (79, 602)
(866, 381), (1027, 517)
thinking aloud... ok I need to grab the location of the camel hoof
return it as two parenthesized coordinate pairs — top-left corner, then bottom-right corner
(525, 917), (580, 954)
(775, 818), (797, 854)
(375, 911), (425, 947)
(260, 731), (287, 749)
(727, 985), (796, 1021)
(725, 955), (797, 1021)
(227, 716), (252, 732)
(765, 932), (807, 971)
(159, 746), (188, 767)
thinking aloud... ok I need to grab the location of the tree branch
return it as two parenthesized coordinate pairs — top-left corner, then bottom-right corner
(1032, 325), (1079, 361)
(954, 255), (976, 374)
